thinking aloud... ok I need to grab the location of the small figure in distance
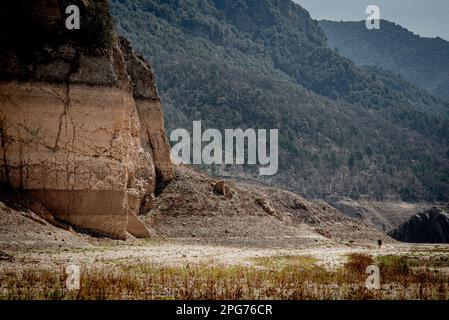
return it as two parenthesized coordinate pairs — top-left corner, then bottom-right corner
(377, 239), (382, 249)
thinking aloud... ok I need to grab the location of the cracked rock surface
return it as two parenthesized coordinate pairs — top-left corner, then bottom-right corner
(0, 0), (173, 239)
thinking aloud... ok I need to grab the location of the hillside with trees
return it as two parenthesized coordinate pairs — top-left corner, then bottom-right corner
(110, 0), (449, 201)
(319, 19), (449, 101)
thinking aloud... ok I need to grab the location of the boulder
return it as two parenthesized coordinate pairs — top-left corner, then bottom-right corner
(214, 180), (232, 198)
(389, 207), (449, 243)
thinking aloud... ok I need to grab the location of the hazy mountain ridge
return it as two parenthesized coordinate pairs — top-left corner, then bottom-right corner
(319, 19), (449, 101)
(110, 0), (449, 201)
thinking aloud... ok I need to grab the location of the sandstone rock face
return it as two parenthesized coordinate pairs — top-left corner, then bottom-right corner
(119, 37), (174, 187)
(0, 0), (173, 239)
(389, 207), (449, 243)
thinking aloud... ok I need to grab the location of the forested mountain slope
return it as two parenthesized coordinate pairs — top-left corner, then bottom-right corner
(110, 0), (449, 201)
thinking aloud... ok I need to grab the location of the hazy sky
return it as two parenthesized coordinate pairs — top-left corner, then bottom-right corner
(294, 0), (449, 40)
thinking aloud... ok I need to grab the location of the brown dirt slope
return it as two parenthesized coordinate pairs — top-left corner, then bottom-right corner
(143, 165), (389, 248)
(324, 197), (431, 232)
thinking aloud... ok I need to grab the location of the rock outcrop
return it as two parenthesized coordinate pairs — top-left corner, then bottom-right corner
(389, 207), (449, 243)
(0, 0), (173, 239)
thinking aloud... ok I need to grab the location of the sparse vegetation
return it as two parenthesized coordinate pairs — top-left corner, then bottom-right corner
(344, 253), (374, 274)
(251, 255), (318, 270)
(1, 253), (448, 300)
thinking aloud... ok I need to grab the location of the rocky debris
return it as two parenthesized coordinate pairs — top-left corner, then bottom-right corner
(0, 183), (74, 231)
(262, 189), (392, 243)
(0, 1), (173, 239)
(140, 194), (156, 215)
(315, 228), (332, 239)
(142, 165), (389, 247)
(214, 180), (233, 198)
(389, 207), (449, 243)
(0, 195), (101, 251)
(0, 251), (14, 262)
(256, 197), (277, 216)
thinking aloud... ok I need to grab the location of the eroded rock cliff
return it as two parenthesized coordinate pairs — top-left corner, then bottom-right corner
(0, 0), (173, 239)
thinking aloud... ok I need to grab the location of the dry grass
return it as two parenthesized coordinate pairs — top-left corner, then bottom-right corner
(251, 255), (318, 270)
(344, 253), (375, 274)
(1, 254), (448, 300)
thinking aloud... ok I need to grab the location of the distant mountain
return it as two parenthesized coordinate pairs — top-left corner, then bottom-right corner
(389, 207), (449, 243)
(319, 20), (449, 101)
(110, 0), (449, 201)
